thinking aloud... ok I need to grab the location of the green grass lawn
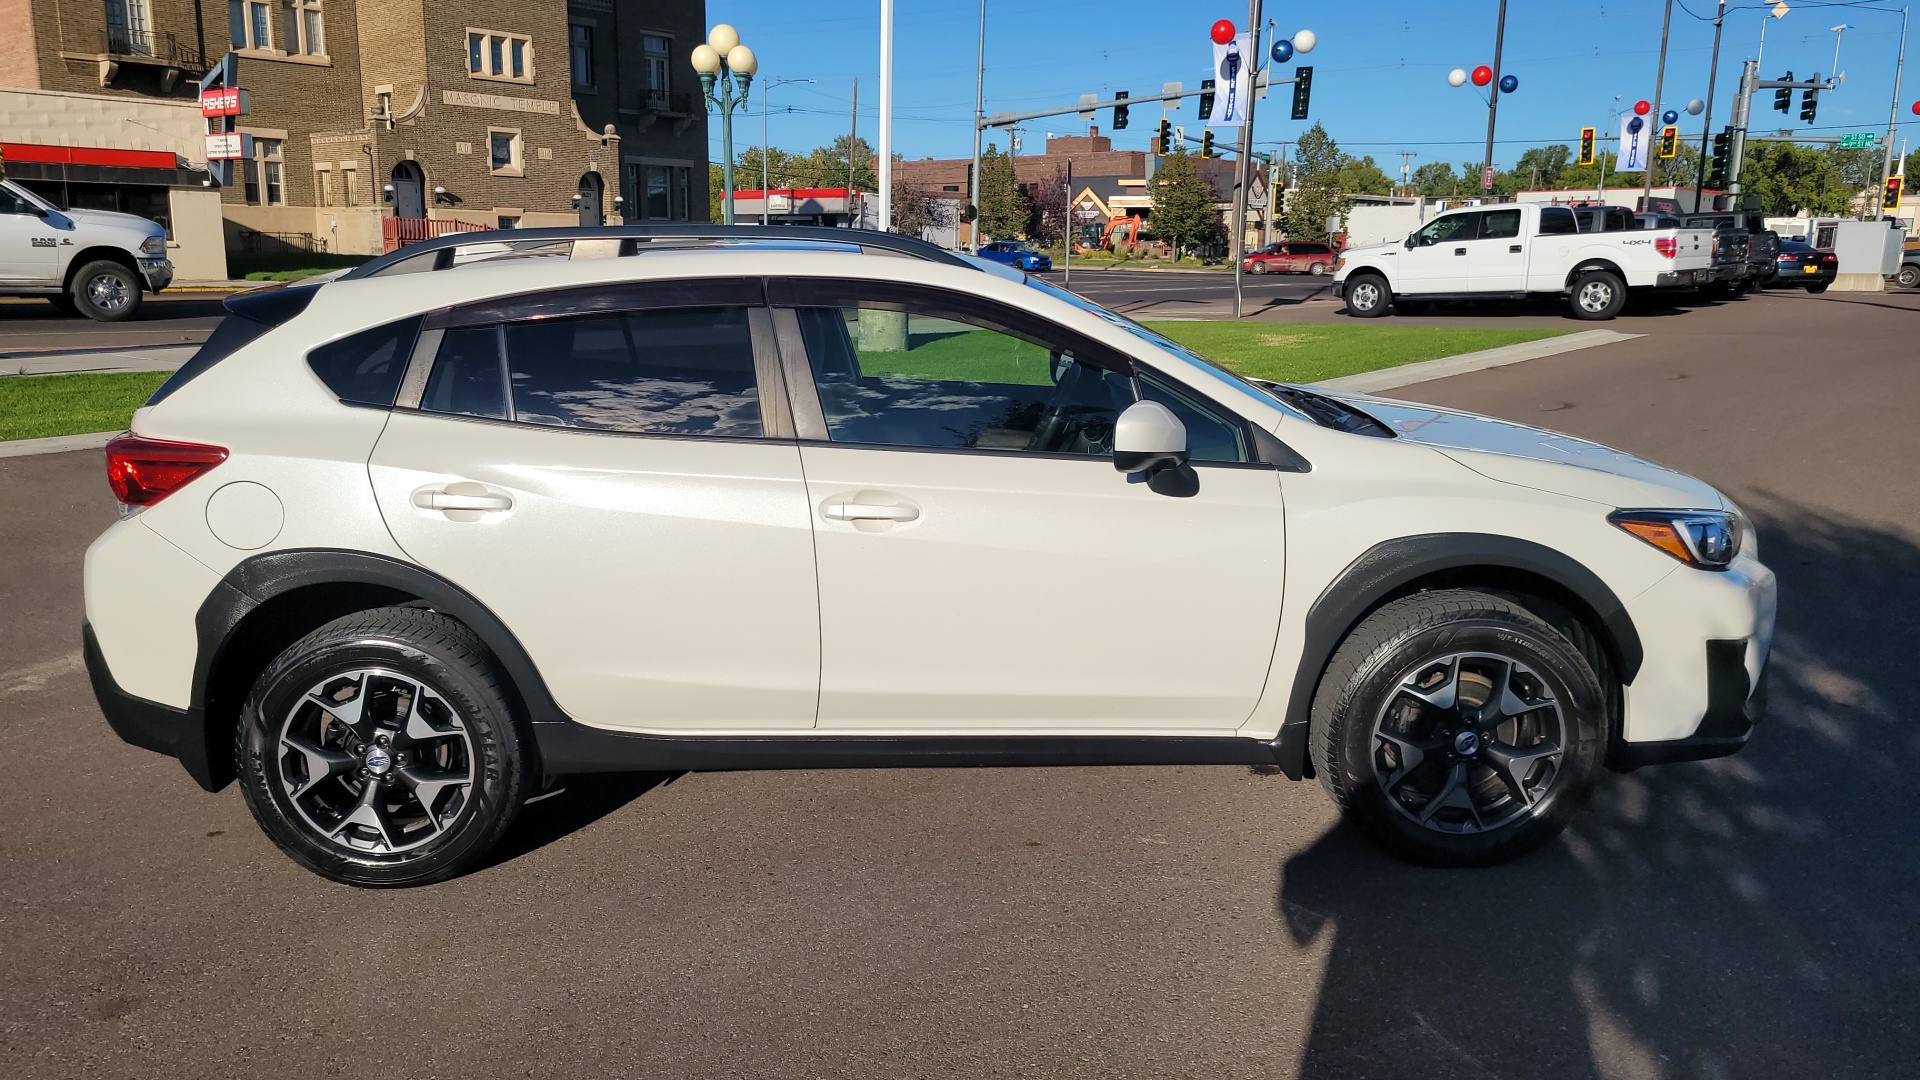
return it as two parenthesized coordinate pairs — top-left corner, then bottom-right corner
(0, 372), (167, 442)
(227, 252), (372, 281)
(1145, 321), (1569, 385)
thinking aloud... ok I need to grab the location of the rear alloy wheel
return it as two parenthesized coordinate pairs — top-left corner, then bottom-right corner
(1896, 265), (1919, 289)
(1311, 590), (1609, 866)
(1249, 261), (1269, 274)
(237, 608), (533, 887)
(1307, 262), (1329, 276)
(1570, 270), (1626, 320)
(1345, 274), (1392, 318)
(70, 260), (143, 322)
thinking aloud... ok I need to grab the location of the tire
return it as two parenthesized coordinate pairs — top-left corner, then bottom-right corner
(1569, 270), (1626, 320)
(1896, 265), (1919, 289)
(1249, 261), (1268, 274)
(45, 294), (78, 316)
(1310, 590), (1610, 867)
(236, 607), (535, 888)
(69, 260), (143, 322)
(1307, 262), (1328, 276)
(1344, 274), (1392, 318)
(1806, 282), (1830, 294)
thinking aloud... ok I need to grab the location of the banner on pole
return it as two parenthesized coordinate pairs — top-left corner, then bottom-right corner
(1211, 33), (1254, 126)
(1619, 115), (1653, 173)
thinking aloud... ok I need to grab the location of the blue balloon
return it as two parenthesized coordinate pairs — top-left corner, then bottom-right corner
(1498, 74), (1518, 94)
(1270, 39), (1294, 64)
(1662, 109), (1679, 125)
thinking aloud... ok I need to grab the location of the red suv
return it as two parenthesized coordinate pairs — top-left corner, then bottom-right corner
(1244, 241), (1337, 276)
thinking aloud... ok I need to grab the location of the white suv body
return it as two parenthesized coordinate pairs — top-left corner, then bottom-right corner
(82, 228), (1775, 886)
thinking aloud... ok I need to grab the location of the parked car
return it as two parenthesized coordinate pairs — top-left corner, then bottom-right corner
(1244, 241), (1337, 275)
(86, 225), (1774, 886)
(0, 178), (174, 321)
(1333, 203), (1715, 320)
(1894, 245), (1919, 289)
(1768, 239), (1838, 292)
(1680, 213), (1775, 293)
(977, 240), (1052, 271)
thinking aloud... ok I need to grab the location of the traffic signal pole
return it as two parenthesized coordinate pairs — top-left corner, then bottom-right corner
(1874, 5), (1907, 221)
(1229, 0), (1263, 320)
(1481, 0), (1509, 193)
(1727, 59), (1755, 208)
(968, 0), (985, 252)
(1643, 0), (1674, 208)
(1693, 0), (1727, 212)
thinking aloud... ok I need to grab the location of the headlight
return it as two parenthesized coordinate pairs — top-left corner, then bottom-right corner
(1335, 256), (1347, 271)
(140, 235), (166, 255)
(1609, 509), (1742, 570)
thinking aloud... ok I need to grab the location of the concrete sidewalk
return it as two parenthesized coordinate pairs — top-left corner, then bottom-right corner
(2, 344), (196, 376)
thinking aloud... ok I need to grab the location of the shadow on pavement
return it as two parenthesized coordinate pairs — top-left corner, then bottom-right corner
(479, 771), (683, 871)
(1277, 496), (1920, 1079)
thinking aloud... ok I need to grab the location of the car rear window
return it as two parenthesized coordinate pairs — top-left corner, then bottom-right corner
(307, 316), (422, 407)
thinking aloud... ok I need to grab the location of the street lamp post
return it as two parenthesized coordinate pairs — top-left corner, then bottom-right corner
(692, 24), (757, 226)
(761, 77), (814, 225)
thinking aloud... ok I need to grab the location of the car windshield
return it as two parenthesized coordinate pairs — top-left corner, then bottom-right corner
(1020, 275), (1311, 423)
(1779, 240), (1813, 253)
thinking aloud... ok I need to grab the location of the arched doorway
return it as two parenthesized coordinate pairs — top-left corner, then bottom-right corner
(390, 161), (426, 220)
(577, 172), (604, 227)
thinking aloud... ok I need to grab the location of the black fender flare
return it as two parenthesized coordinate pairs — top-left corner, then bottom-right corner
(1268, 533), (1643, 779)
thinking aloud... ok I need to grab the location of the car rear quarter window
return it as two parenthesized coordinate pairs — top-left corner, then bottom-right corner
(1479, 209), (1522, 240)
(503, 307), (763, 437)
(1538, 207), (1578, 235)
(307, 316), (422, 407)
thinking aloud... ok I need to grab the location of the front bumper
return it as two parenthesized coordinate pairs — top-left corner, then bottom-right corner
(1610, 639), (1767, 769)
(138, 258), (173, 292)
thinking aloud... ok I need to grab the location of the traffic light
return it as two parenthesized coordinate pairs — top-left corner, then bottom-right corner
(1578, 127), (1597, 166)
(1775, 72), (1793, 113)
(1290, 66), (1313, 121)
(1200, 129), (1215, 158)
(1658, 125), (1678, 159)
(1708, 128), (1731, 188)
(1112, 90), (1129, 131)
(1154, 118), (1171, 156)
(1800, 79), (1819, 123)
(1198, 79), (1216, 120)
(1887, 175), (1906, 210)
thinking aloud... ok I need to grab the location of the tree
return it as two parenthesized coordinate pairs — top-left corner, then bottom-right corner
(1149, 148), (1220, 255)
(976, 145), (1029, 241)
(1023, 164), (1072, 248)
(1514, 145), (1571, 189)
(1410, 162), (1459, 197)
(1739, 143), (1851, 215)
(1333, 155), (1394, 196)
(1284, 122), (1352, 242)
(890, 173), (956, 239)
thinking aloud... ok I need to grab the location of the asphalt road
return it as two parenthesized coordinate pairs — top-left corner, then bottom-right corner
(3, 287), (1918, 1078)
(0, 296), (227, 357)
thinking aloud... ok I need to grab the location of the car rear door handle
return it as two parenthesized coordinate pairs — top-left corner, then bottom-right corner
(1454, 247), (1467, 256)
(824, 503), (919, 521)
(1509, 244), (1523, 253)
(413, 484), (513, 513)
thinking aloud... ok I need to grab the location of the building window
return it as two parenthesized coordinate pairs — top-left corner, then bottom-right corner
(569, 23), (593, 88)
(643, 34), (670, 107)
(488, 129), (523, 176)
(497, 215), (520, 229)
(105, 0), (155, 56)
(228, 0), (273, 50)
(341, 168), (358, 206)
(673, 167), (690, 220)
(315, 169), (331, 206)
(243, 138), (284, 205)
(467, 29), (533, 83)
(281, 0), (323, 55)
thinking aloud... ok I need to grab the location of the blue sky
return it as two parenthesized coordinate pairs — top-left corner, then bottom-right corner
(704, 0), (1915, 175)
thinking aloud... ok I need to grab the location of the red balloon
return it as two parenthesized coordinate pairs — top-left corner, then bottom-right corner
(1911, 100), (1920, 115)
(1634, 99), (1652, 115)
(1211, 19), (1236, 44)
(1471, 65), (1493, 87)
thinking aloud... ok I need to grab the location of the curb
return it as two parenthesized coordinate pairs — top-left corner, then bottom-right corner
(1315, 329), (1640, 394)
(0, 430), (119, 459)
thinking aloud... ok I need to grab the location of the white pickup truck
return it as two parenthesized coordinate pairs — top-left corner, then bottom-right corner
(0, 178), (174, 321)
(1333, 202), (1714, 320)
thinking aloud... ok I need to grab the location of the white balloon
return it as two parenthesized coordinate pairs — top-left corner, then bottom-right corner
(1448, 68), (1468, 87)
(1686, 97), (1706, 115)
(1293, 29), (1317, 54)
(707, 23), (740, 54)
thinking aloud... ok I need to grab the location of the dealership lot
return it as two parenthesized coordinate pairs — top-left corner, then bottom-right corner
(3, 289), (1917, 1078)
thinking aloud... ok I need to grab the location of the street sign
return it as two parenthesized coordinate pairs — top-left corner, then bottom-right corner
(204, 132), (252, 160)
(1838, 132), (1877, 149)
(199, 87), (248, 117)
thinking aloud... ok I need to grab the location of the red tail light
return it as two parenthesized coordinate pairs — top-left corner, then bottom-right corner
(1654, 236), (1677, 259)
(1822, 253), (1837, 262)
(104, 434), (228, 507)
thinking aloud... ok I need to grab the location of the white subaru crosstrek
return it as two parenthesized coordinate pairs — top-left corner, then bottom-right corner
(83, 227), (1776, 887)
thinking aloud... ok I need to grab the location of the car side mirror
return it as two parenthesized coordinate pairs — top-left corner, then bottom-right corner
(1405, 235), (1418, 250)
(1113, 399), (1196, 497)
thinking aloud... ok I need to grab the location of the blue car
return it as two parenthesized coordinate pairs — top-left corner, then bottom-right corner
(977, 241), (1053, 271)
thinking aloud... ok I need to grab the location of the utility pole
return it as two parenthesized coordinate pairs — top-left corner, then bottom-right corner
(968, 0), (985, 252)
(1875, 5), (1908, 221)
(1644, 0), (1674, 208)
(1481, 0), (1509, 193)
(1727, 58), (1755, 208)
(1397, 150), (1417, 196)
(1693, 0), (1726, 213)
(848, 77), (858, 196)
(877, 0), (893, 231)
(1229, 0), (1263, 319)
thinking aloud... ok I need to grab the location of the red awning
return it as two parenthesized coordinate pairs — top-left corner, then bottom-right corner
(3, 142), (179, 170)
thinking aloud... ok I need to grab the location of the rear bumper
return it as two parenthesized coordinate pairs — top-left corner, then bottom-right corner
(1655, 269), (1706, 288)
(83, 620), (219, 790)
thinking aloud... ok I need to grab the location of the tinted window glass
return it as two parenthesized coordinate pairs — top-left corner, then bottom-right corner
(503, 307), (761, 437)
(307, 316), (421, 406)
(423, 326), (507, 418)
(1479, 209), (1522, 240)
(1538, 207), (1578, 235)
(1413, 213), (1477, 246)
(798, 303), (1133, 456)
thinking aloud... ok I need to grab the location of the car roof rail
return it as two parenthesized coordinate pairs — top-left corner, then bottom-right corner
(340, 224), (973, 280)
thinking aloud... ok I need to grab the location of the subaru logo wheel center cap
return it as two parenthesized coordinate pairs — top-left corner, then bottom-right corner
(1453, 730), (1480, 756)
(364, 746), (393, 775)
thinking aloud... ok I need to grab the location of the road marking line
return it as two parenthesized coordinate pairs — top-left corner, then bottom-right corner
(1, 651), (85, 697)
(1316, 329), (1640, 395)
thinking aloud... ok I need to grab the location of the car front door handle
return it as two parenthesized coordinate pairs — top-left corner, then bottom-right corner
(1454, 247), (1467, 256)
(824, 503), (919, 522)
(1509, 244), (1523, 253)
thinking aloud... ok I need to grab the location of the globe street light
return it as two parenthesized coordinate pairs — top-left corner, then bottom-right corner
(693, 24), (757, 224)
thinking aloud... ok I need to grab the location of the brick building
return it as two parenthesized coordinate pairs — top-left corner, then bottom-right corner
(0, 0), (708, 262)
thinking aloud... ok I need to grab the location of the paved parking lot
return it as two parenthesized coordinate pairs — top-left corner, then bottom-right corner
(3, 287), (1917, 1078)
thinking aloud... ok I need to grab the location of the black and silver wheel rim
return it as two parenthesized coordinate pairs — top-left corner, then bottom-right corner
(1370, 652), (1567, 835)
(1350, 281), (1382, 311)
(1576, 279), (1614, 313)
(276, 668), (476, 855)
(86, 272), (132, 312)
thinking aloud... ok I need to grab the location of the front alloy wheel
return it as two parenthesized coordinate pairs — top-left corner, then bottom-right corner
(1345, 275), (1391, 318)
